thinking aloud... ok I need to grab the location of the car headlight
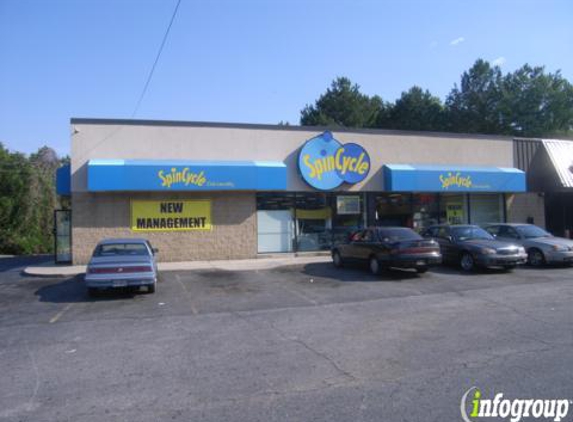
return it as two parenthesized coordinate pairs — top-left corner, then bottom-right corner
(551, 244), (568, 252)
(480, 247), (497, 255)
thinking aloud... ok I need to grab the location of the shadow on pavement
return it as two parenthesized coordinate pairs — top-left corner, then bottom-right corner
(428, 265), (513, 277)
(0, 255), (52, 273)
(34, 275), (144, 303)
(300, 262), (422, 282)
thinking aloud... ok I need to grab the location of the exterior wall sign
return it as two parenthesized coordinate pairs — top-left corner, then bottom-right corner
(131, 200), (211, 231)
(298, 132), (370, 190)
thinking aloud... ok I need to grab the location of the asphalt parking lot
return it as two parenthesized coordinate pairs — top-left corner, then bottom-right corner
(1, 256), (573, 421)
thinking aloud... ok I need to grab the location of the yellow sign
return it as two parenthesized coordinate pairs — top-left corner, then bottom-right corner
(446, 202), (464, 224)
(131, 200), (211, 231)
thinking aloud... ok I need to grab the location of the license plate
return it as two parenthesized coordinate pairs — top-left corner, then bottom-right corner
(113, 280), (128, 287)
(416, 260), (425, 266)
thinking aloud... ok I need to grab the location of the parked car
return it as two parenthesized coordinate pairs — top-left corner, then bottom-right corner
(332, 227), (442, 275)
(421, 224), (527, 271)
(484, 223), (573, 267)
(85, 238), (159, 296)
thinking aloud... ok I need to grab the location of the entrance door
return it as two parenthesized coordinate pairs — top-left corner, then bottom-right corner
(54, 209), (72, 264)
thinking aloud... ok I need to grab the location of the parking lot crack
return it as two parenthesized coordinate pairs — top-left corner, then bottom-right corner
(235, 311), (358, 384)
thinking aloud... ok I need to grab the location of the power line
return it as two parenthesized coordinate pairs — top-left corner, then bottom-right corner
(74, 0), (183, 164)
(131, 0), (182, 118)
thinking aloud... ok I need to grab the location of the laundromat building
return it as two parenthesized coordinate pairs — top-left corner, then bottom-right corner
(57, 118), (552, 265)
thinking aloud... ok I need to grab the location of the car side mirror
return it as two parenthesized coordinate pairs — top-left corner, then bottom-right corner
(446, 235), (454, 243)
(153, 248), (159, 254)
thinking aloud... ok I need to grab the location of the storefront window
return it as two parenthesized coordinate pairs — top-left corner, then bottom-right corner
(256, 193), (295, 253)
(331, 194), (365, 245)
(440, 194), (468, 225)
(412, 194), (439, 231)
(294, 193), (331, 251)
(469, 194), (503, 225)
(372, 193), (412, 227)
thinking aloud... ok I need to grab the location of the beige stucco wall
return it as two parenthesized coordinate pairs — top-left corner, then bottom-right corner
(70, 122), (515, 193)
(506, 193), (546, 228)
(72, 191), (256, 264)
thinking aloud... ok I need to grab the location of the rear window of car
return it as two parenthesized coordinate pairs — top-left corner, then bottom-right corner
(94, 243), (150, 256)
(376, 228), (422, 242)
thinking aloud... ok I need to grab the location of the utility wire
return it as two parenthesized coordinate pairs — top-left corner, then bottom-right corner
(74, 0), (182, 164)
(131, 0), (182, 118)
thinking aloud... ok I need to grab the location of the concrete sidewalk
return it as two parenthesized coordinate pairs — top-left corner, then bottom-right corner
(23, 254), (332, 277)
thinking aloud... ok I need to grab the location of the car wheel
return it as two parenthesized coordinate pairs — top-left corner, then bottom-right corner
(87, 287), (98, 297)
(332, 251), (344, 268)
(369, 256), (381, 275)
(147, 283), (156, 294)
(416, 267), (428, 274)
(460, 252), (475, 272)
(527, 248), (545, 267)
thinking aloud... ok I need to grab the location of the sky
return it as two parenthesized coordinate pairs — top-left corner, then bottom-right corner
(0, 0), (572, 157)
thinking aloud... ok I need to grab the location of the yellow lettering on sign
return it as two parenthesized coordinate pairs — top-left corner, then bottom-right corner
(439, 172), (473, 189)
(158, 168), (207, 188)
(131, 200), (211, 231)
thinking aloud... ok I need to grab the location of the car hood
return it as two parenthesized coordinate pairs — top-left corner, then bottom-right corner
(460, 239), (520, 250)
(524, 237), (573, 249)
(88, 255), (153, 266)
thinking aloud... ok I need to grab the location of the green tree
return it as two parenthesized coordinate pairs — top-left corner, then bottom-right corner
(0, 143), (34, 253)
(499, 65), (573, 137)
(300, 77), (386, 128)
(387, 86), (446, 131)
(445, 59), (504, 134)
(0, 143), (64, 254)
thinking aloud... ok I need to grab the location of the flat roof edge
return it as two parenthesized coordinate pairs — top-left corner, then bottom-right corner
(69, 117), (514, 141)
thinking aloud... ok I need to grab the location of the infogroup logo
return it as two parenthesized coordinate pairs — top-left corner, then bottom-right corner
(461, 387), (571, 422)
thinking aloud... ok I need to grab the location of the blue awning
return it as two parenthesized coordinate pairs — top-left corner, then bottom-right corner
(87, 160), (287, 192)
(384, 164), (526, 192)
(56, 164), (71, 195)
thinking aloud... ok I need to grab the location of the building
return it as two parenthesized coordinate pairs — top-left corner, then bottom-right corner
(58, 118), (548, 264)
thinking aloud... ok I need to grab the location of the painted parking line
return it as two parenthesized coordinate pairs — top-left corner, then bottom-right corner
(49, 303), (73, 324)
(175, 274), (199, 315)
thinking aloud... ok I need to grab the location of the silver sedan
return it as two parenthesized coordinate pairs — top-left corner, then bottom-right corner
(85, 238), (159, 296)
(485, 224), (573, 266)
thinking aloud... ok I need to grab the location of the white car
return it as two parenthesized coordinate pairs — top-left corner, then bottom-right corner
(85, 238), (159, 296)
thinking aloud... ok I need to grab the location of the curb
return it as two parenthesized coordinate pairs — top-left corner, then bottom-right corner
(23, 256), (332, 278)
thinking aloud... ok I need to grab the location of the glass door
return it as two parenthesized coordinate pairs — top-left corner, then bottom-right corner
(54, 209), (72, 264)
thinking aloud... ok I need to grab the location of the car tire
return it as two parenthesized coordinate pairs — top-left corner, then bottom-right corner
(332, 251), (344, 268)
(147, 283), (156, 294)
(416, 267), (429, 274)
(460, 252), (475, 272)
(527, 248), (545, 267)
(369, 256), (381, 275)
(87, 287), (98, 297)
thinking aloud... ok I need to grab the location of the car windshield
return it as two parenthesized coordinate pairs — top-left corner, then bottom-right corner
(95, 243), (150, 256)
(515, 225), (551, 239)
(376, 228), (422, 242)
(452, 226), (494, 241)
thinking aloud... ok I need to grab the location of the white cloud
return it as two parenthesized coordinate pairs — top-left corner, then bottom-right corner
(450, 37), (465, 46)
(492, 56), (506, 66)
